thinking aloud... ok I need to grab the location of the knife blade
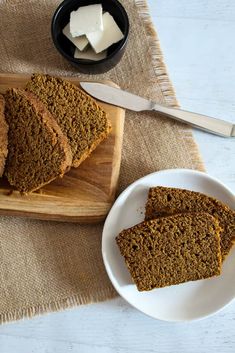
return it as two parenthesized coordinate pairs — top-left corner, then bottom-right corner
(80, 82), (235, 137)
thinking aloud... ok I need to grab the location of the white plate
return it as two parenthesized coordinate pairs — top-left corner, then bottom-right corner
(102, 169), (235, 322)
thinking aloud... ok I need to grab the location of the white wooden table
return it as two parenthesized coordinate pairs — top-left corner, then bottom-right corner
(0, 1), (234, 352)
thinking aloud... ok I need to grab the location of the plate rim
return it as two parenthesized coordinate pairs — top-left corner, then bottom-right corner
(102, 168), (235, 322)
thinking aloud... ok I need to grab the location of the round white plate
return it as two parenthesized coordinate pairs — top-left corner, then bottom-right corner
(102, 169), (235, 322)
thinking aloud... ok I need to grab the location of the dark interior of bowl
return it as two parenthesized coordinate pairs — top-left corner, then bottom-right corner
(52, 0), (129, 63)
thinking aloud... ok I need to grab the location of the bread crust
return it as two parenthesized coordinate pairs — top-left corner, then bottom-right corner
(4, 88), (72, 193)
(26, 74), (112, 167)
(0, 95), (8, 177)
(145, 186), (235, 260)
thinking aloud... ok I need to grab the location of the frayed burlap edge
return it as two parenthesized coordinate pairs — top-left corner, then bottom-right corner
(134, 0), (205, 172)
(0, 287), (117, 325)
(1, 0), (205, 325)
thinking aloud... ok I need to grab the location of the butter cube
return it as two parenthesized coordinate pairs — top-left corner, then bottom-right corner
(74, 47), (107, 61)
(70, 4), (103, 37)
(86, 12), (124, 54)
(62, 23), (88, 51)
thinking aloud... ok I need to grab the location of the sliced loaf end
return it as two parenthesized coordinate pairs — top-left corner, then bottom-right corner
(116, 212), (222, 291)
(4, 88), (72, 193)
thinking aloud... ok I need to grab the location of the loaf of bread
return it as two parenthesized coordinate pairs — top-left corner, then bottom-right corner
(26, 74), (111, 167)
(145, 186), (235, 260)
(4, 88), (72, 193)
(0, 94), (8, 177)
(116, 213), (222, 291)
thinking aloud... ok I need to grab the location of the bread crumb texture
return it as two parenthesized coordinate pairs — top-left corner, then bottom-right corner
(4, 88), (72, 192)
(26, 74), (111, 167)
(145, 186), (235, 260)
(116, 213), (222, 291)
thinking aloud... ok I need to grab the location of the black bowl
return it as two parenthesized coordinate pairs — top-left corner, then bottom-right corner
(51, 0), (129, 74)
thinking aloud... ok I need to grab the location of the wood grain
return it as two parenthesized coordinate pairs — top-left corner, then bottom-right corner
(0, 73), (125, 222)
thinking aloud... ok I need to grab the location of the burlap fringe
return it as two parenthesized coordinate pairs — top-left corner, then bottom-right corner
(0, 287), (117, 325)
(134, 0), (205, 172)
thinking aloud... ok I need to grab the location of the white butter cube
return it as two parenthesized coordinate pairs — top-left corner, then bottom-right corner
(70, 4), (103, 37)
(74, 47), (107, 61)
(62, 23), (89, 51)
(86, 12), (124, 54)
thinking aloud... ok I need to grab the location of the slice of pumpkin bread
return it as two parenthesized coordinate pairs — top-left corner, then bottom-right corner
(116, 213), (222, 291)
(26, 74), (111, 167)
(0, 95), (8, 176)
(145, 186), (235, 260)
(4, 88), (72, 193)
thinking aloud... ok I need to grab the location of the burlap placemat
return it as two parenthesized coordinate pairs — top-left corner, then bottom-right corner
(0, 0), (204, 324)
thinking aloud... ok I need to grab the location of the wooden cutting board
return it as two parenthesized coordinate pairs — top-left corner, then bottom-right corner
(0, 73), (125, 222)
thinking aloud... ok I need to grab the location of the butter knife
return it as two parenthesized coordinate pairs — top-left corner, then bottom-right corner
(80, 82), (235, 137)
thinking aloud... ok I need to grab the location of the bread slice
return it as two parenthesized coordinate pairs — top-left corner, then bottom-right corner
(26, 74), (112, 167)
(116, 213), (222, 291)
(0, 95), (8, 177)
(4, 88), (72, 193)
(145, 186), (235, 260)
